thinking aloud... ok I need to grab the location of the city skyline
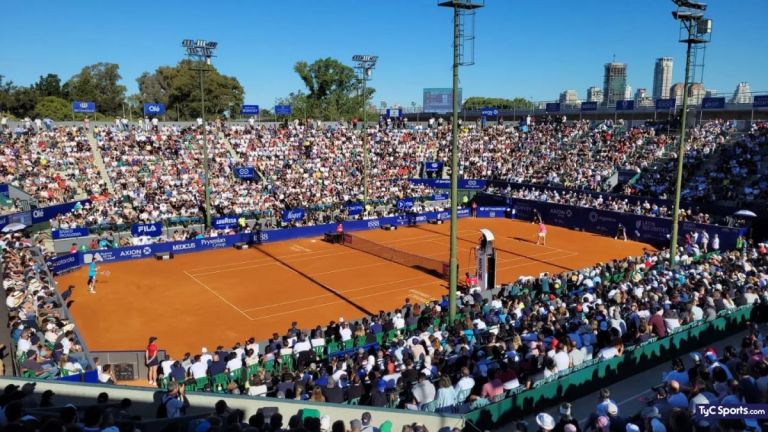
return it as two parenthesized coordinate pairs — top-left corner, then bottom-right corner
(1, 1), (766, 108)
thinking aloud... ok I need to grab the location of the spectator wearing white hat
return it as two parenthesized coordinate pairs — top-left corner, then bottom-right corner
(536, 412), (556, 431)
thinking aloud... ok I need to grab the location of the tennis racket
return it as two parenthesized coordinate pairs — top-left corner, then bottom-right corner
(99, 270), (111, 277)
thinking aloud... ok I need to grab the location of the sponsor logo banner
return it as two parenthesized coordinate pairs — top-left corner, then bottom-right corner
(131, 222), (163, 237)
(52, 227), (90, 240)
(281, 208), (306, 222)
(212, 215), (239, 229)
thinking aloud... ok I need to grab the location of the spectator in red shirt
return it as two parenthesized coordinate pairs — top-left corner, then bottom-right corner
(648, 306), (668, 338)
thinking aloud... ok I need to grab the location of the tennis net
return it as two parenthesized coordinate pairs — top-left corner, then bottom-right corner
(342, 233), (449, 280)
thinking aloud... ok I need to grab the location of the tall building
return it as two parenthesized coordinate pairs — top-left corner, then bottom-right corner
(671, 82), (706, 105)
(635, 88), (653, 108)
(603, 62), (627, 106)
(689, 83), (705, 105)
(731, 82), (752, 103)
(587, 86), (603, 103)
(652, 57), (674, 100)
(624, 84), (633, 101)
(559, 89), (579, 105)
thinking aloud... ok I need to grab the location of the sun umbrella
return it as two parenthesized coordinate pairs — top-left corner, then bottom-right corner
(1, 222), (27, 233)
(733, 209), (757, 218)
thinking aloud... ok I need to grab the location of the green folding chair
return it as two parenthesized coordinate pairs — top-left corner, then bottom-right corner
(301, 408), (321, 420)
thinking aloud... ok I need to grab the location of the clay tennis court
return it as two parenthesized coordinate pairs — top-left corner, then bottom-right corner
(55, 218), (653, 356)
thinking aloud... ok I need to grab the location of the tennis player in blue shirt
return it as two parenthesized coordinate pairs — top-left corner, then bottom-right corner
(88, 261), (98, 294)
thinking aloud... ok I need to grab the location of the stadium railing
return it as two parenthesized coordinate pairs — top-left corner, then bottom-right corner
(0, 375), (465, 432)
(463, 305), (755, 431)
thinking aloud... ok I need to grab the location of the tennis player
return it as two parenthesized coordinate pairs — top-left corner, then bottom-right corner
(87, 261), (98, 294)
(536, 222), (547, 246)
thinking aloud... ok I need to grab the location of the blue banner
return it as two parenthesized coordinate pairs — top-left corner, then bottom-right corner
(502, 196), (745, 250)
(545, 103), (561, 112)
(0, 184), (8, 198)
(753, 95), (768, 108)
(46, 253), (82, 274)
(143, 103), (166, 115)
(48, 209), (476, 273)
(282, 208), (306, 222)
(616, 100), (635, 111)
(212, 215), (239, 230)
(31, 200), (91, 224)
(396, 198), (414, 210)
(581, 101), (598, 111)
(274, 105), (292, 116)
(702, 97), (725, 109)
(346, 202), (364, 216)
(476, 206), (509, 218)
(52, 227), (90, 240)
(234, 167), (256, 180)
(423, 161), (443, 173)
(241, 105), (260, 115)
(432, 193), (449, 201)
(386, 108), (402, 118)
(407, 178), (486, 190)
(131, 222), (163, 237)
(480, 107), (498, 117)
(0, 211), (32, 231)
(72, 101), (96, 113)
(655, 98), (676, 110)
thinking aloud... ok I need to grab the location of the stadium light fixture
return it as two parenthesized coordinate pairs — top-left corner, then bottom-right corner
(182, 38), (218, 229)
(668, 1), (711, 266)
(353, 54), (378, 208)
(438, 0), (484, 321)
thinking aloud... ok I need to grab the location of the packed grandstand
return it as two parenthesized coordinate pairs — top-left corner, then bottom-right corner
(1, 114), (768, 432)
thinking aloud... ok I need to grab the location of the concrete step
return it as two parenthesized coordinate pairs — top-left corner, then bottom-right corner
(86, 134), (115, 195)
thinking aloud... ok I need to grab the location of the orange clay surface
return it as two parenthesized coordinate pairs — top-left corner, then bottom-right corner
(55, 218), (654, 357)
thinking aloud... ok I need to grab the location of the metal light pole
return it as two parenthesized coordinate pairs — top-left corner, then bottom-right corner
(353, 55), (378, 208)
(439, 0), (483, 321)
(668, 0), (711, 265)
(183, 39), (218, 229)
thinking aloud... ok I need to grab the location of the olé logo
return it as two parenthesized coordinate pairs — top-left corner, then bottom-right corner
(33, 209), (44, 219)
(147, 104), (161, 112)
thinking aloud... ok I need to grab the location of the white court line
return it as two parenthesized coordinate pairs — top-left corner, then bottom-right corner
(183, 270), (252, 320)
(245, 281), (443, 321)
(185, 247), (356, 272)
(240, 275), (436, 312)
(188, 249), (362, 277)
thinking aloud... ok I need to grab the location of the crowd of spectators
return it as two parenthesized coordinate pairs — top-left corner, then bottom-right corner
(0, 384), (438, 432)
(3, 117), (752, 237)
(1, 232), (90, 380)
(489, 184), (718, 226)
(138, 239), (768, 419)
(0, 125), (106, 207)
(533, 323), (768, 432)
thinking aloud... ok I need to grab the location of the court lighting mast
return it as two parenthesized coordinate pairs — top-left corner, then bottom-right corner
(438, 0), (483, 321)
(668, 0), (711, 265)
(353, 55), (378, 209)
(182, 38), (218, 229)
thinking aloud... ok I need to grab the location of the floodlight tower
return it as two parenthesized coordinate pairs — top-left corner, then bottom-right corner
(353, 55), (378, 208)
(669, 1), (711, 265)
(438, 0), (484, 321)
(182, 39), (218, 229)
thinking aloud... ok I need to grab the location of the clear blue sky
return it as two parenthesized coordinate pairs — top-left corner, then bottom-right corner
(1, 0), (766, 107)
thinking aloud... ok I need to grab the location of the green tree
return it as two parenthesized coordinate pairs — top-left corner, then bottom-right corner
(66, 63), (126, 116)
(34, 96), (70, 120)
(33, 74), (63, 98)
(292, 57), (374, 120)
(138, 60), (243, 120)
(463, 96), (533, 110)
(9, 86), (38, 118)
